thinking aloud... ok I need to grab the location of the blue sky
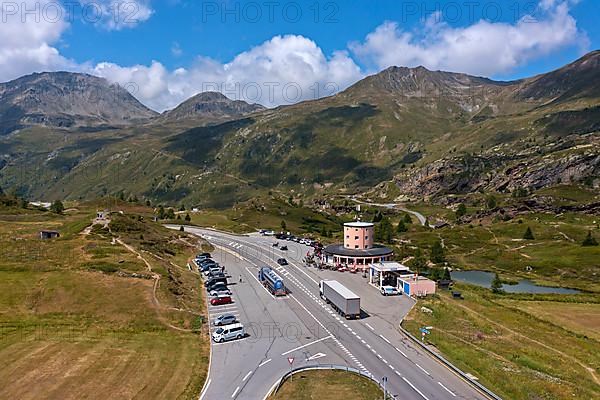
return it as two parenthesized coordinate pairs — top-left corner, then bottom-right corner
(1, 0), (598, 110)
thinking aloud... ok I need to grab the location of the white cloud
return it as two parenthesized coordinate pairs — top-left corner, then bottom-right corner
(77, 0), (153, 31)
(0, 1), (75, 82)
(93, 35), (364, 111)
(350, 0), (587, 76)
(0, 0), (589, 113)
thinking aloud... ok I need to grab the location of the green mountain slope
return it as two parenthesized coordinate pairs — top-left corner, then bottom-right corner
(0, 52), (598, 207)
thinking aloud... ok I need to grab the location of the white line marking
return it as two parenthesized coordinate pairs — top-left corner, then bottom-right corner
(281, 335), (333, 355)
(402, 377), (430, 400)
(395, 347), (408, 358)
(416, 364), (430, 376)
(242, 371), (252, 382)
(365, 323), (375, 331)
(231, 386), (240, 398)
(258, 358), (272, 367)
(379, 334), (391, 344)
(438, 382), (457, 397)
(199, 378), (211, 400)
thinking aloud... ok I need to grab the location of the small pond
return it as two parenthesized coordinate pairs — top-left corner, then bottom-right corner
(451, 270), (581, 294)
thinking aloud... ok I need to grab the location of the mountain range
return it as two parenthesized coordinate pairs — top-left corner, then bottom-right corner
(0, 51), (598, 207)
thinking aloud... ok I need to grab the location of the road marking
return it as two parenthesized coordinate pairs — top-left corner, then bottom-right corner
(416, 364), (430, 376)
(281, 335), (333, 355)
(402, 377), (430, 400)
(395, 347), (408, 358)
(307, 352), (327, 361)
(258, 358), (272, 367)
(242, 371), (252, 382)
(438, 382), (457, 397)
(231, 386), (240, 398)
(365, 323), (375, 331)
(379, 334), (391, 344)
(199, 378), (211, 400)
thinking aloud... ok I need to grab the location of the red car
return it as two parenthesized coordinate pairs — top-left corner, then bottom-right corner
(210, 295), (232, 306)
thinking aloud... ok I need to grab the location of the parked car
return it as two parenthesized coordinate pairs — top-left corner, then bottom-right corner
(277, 258), (288, 266)
(280, 245), (288, 251)
(213, 313), (237, 326)
(264, 230), (275, 236)
(197, 252), (211, 258)
(212, 323), (244, 342)
(210, 288), (232, 297)
(207, 283), (228, 293)
(205, 276), (228, 288)
(210, 294), (232, 306)
(208, 272), (226, 280)
(380, 286), (399, 296)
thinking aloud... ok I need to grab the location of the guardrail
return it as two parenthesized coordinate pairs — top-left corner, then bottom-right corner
(398, 325), (503, 400)
(265, 364), (384, 399)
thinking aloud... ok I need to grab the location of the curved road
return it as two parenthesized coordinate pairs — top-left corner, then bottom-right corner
(350, 198), (428, 226)
(178, 226), (493, 400)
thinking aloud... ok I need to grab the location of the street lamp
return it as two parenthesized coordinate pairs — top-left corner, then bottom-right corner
(382, 376), (388, 400)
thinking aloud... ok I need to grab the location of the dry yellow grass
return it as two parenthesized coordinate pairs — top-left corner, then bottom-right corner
(499, 300), (600, 341)
(0, 203), (209, 400)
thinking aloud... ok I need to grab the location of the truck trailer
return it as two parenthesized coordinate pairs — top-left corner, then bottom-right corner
(319, 280), (361, 319)
(258, 267), (287, 296)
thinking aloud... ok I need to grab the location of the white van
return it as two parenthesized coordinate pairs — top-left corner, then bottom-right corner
(212, 323), (245, 343)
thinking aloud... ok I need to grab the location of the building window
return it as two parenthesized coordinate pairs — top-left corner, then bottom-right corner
(365, 236), (368, 240)
(355, 245), (359, 249)
(346, 235), (349, 239)
(355, 228), (358, 231)
(354, 236), (359, 240)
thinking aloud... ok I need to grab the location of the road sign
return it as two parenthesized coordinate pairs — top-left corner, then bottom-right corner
(287, 357), (295, 365)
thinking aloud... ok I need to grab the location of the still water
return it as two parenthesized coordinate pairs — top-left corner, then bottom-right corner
(451, 270), (581, 294)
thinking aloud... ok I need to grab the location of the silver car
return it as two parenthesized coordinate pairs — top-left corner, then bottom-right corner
(213, 313), (237, 326)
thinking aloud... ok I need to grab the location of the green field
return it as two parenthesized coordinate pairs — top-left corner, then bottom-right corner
(0, 200), (209, 400)
(270, 369), (382, 400)
(403, 285), (600, 400)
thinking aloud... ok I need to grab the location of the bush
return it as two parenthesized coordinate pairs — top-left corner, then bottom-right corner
(523, 226), (535, 240)
(582, 231), (598, 247)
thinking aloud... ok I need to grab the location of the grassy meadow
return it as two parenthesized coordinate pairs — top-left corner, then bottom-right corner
(270, 370), (382, 400)
(0, 199), (209, 400)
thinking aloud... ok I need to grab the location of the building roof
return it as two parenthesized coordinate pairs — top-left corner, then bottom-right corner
(324, 244), (393, 257)
(369, 261), (410, 272)
(344, 221), (374, 228)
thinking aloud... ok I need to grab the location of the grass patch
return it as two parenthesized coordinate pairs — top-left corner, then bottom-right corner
(270, 369), (382, 400)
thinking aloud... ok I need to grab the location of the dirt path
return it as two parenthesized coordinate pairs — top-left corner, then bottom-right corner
(115, 238), (193, 333)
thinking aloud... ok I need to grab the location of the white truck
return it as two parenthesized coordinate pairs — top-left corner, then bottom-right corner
(319, 280), (361, 319)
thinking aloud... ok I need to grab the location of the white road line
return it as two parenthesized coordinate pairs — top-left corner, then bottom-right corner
(258, 358), (272, 367)
(365, 323), (375, 331)
(379, 334), (391, 344)
(281, 335), (333, 356)
(416, 364), (430, 376)
(199, 378), (211, 400)
(242, 371), (252, 382)
(395, 347), (408, 358)
(231, 386), (240, 398)
(438, 382), (457, 397)
(402, 377), (430, 400)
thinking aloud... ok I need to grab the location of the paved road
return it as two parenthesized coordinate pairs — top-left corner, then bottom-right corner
(182, 227), (488, 400)
(350, 198), (428, 226)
